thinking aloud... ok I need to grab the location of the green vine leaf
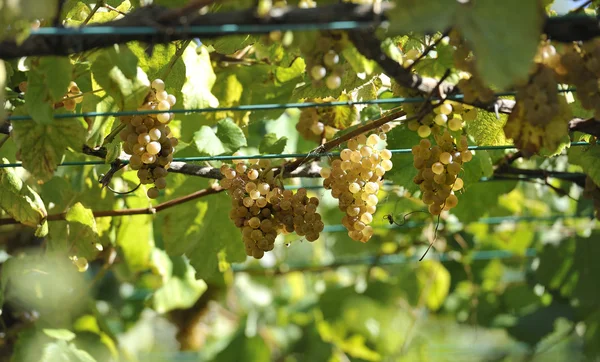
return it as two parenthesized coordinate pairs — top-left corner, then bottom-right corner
(40, 340), (96, 362)
(568, 144), (600, 187)
(65, 203), (101, 260)
(259, 133), (287, 154)
(25, 57), (73, 124)
(456, 0), (543, 89)
(465, 111), (508, 146)
(91, 45), (150, 110)
(0, 160), (48, 235)
(11, 117), (87, 182)
(192, 118), (247, 156)
(153, 256), (207, 313)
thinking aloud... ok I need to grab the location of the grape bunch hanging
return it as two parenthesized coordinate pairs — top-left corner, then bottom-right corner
(118, 79), (179, 198)
(220, 160), (324, 259)
(321, 133), (393, 242)
(412, 131), (471, 215)
(304, 32), (345, 90)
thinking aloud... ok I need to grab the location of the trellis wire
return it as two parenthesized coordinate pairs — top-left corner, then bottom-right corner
(5, 89), (577, 122)
(30, 22), (374, 37)
(231, 248), (538, 272)
(321, 214), (594, 233)
(0, 142), (591, 169)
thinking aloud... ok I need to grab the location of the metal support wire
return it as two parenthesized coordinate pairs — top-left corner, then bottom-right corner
(321, 214), (594, 233)
(29, 22), (374, 37)
(0, 142), (591, 169)
(5, 89), (576, 122)
(231, 248), (538, 273)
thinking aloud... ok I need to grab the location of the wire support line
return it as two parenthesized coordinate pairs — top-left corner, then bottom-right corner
(5, 89), (577, 122)
(28, 22), (375, 37)
(231, 248), (539, 273)
(0, 142), (591, 169)
(321, 214), (595, 233)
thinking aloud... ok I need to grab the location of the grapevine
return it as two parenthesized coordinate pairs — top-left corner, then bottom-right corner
(411, 130), (471, 215)
(504, 52), (571, 156)
(302, 31), (346, 90)
(220, 159), (324, 259)
(296, 96), (358, 143)
(118, 79), (179, 198)
(321, 131), (393, 242)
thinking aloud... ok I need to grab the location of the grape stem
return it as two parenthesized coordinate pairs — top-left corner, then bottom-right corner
(279, 107), (414, 175)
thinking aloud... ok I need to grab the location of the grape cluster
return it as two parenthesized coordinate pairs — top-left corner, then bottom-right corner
(220, 160), (324, 259)
(296, 97), (358, 142)
(321, 133), (393, 242)
(504, 63), (571, 156)
(118, 79), (178, 198)
(555, 40), (600, 118)
(391, 82), (469, 137)
(412, 131), (471, 215)
(305, 32), (345, 90)
(583, 176), (600, 221)
(271, 187), (324, 242)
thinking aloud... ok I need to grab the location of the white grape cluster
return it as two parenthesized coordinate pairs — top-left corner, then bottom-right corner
(391, 82), (474, 137)
(271, 187), (324, 242)
(119, 79), (178, 199)
(406, 101), (474, 138)
(17, 81), (83, 111)
(449, 30), (496, 104)
(412, 131), (471, 215)
(321, 133), (393, 242)
(307, 33), (344, 90)
(295, 97), (345, 143)
(220, 159), (324, 259)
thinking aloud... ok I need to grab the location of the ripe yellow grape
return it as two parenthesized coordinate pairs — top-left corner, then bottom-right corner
(432, 162), (445, 175)
(439, 103), (453, 115)
(448, 117), (463, 131)
(445, 194), (458, 208)
(439, 152), (452, 164)
(146, 141), (161, 155)
(453, 178), (464, 191)
(349, 183), (360, 193)
(417, 124), (432, 138)
(434, 113), (448, 125)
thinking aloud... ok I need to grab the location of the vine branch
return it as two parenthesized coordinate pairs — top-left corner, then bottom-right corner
(0, 5), (596, 59)
(0, 185), (224, 226)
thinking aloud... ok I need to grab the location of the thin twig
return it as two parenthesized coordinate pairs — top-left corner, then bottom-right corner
(280, 108), (411, 174)
(408, 29), (450, 70)
(103, 4), (127, 16)
(81, 1), (105, 26)
(0, 186), (224, 225)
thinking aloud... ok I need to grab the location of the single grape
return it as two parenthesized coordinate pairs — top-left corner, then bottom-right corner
(453, 178), (464, 191)
(311, 65), (327, 80)
(432, 162), (445, 175)
(381, 159), (393, 171)
(324, 50), (340, 67)
(439, 103), (453, 115)
(146, 141), (161, 155)
(448, 118), (463, 131)
(434, 113), (448, 125)
(417, 125), (432, 138)
(147, 187), (160, 199)
(439, 152), (452, 165)
(152, 79), (165, 92)
(325, 74), (341, 89)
